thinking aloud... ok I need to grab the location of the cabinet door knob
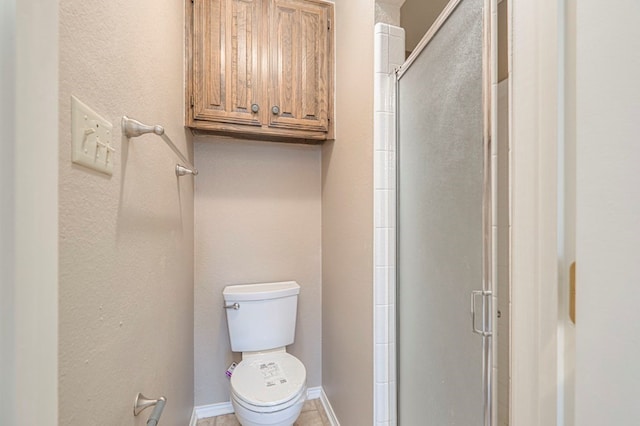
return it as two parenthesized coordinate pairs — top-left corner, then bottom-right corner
(251, 103), (260, 113)
(271, 105), (280, 115)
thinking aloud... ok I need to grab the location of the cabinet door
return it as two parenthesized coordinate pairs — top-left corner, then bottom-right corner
(193, 0), (263, 126)
(269, 0), (330, 132)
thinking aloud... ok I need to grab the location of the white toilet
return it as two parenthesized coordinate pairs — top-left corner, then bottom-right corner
(223, 281), (307, 426)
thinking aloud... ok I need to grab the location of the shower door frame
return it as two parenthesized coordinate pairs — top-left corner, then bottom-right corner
(394, 0), (498, 424)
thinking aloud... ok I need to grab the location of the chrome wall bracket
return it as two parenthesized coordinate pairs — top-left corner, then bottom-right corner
(134, 393), (167, 426)
(176, 165), (197, 177)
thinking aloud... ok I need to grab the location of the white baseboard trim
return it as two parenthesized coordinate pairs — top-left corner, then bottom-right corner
(190, 400), (234, 425)
(189, 386), (339, 426)
(307, 386), (322, 400)
(188, 407), (199, 426)
(317, 387), (340, 426)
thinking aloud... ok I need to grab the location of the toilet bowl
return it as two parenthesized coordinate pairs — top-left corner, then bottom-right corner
(223, 282), (307, 426)
(230, 350), (307, 426)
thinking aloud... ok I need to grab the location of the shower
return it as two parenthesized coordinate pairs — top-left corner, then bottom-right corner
(390, 0), (499, 424)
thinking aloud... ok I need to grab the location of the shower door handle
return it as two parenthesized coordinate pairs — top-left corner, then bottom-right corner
(471, 290), (492, 336)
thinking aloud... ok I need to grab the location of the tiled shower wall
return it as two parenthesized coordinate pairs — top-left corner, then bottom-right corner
(373, 22), (405, 426)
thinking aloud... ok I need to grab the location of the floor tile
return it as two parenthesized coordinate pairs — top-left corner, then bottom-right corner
(313, 400), (331, 424)
(214, 414), (241, 426)
(195, 417), (216, 426)
(294, 410), (325, 426)
(301, 399), (316, 412)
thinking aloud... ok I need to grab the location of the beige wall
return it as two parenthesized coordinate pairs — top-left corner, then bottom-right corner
(497, 80), (510, 426)
(193, 139), (322, 405)
(58, 0), (194, 424)
(497, 0), (508, 82)
(400, 0), (450, 52)
(322, 0), (375, 424)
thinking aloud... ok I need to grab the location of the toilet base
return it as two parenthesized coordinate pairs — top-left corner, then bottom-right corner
(230, 389), (306, 426)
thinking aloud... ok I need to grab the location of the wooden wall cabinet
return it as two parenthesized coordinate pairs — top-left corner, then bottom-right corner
(186, 0), (334, 143)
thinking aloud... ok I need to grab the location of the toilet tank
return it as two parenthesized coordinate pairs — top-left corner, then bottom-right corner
(223, 281), (300, 352)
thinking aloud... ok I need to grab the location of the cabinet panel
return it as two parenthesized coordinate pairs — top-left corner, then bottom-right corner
(269, 0), (329, 132)
(193, 0), (262, 126)
(188, 0), (333, 142)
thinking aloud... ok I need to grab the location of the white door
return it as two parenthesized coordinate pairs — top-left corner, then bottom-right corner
(574, 2), (640, 425)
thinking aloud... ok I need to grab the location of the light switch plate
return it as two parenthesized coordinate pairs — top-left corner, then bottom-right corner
(71, 96), (114, 175)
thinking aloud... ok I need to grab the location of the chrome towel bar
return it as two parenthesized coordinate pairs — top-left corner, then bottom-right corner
(122, 116), (198, 177)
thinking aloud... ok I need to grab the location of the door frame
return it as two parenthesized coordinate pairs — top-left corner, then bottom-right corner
(509, 0), (562, 425)
(2, 0), (59, 424)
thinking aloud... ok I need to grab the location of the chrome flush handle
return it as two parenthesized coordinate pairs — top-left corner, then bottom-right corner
(224, 303), (240, 310)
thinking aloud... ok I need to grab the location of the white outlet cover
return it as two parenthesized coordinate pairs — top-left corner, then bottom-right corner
(71, 96), (114, 175)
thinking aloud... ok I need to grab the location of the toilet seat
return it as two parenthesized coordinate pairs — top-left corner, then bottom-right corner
(230, 352), (306, 411)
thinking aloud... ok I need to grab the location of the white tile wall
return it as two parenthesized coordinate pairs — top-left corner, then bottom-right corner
(373, 22), (405, 426)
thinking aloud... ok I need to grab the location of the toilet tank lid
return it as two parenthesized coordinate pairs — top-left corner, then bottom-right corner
(223, 281), (300, 301)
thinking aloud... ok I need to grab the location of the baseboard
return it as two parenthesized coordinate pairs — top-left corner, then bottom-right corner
(189, 386), (340, 426)
(317, 387), (340, 426)
(307, 386), (322, 400)
(189, 400), (233, 426)
(188, 407), (199, 426)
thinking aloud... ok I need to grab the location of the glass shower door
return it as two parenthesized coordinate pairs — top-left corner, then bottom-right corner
(396, 0), (492, 424)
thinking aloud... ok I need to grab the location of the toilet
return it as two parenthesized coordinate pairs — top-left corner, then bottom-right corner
(223, 281), (307, 426)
